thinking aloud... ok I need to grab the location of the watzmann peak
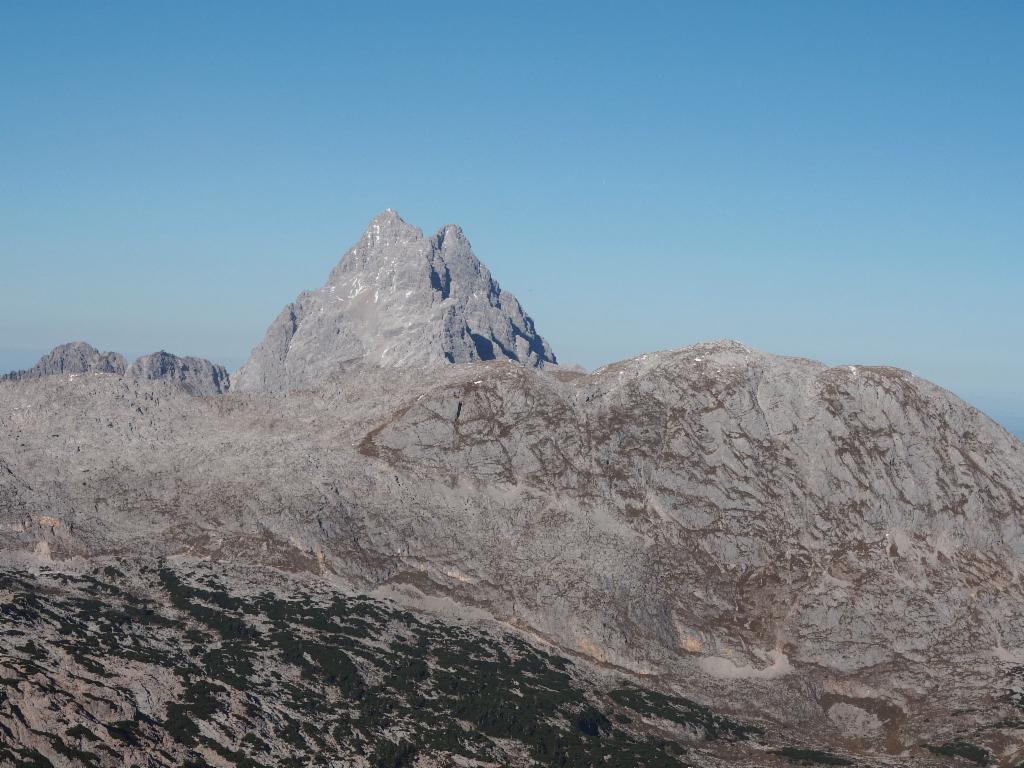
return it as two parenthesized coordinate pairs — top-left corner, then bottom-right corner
(233, 211), (556, 392)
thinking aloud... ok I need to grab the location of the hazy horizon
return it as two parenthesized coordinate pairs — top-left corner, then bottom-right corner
(2, 2), (1021, 436)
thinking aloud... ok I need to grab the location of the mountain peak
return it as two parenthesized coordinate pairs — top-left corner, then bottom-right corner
(127, 351), (230, 395)
(433, 222), (472, 252)
(370, 207), (401, 222)
(365, 208), (417, 236)
(234, 213), (556, 392)
(2, 341), (126, 380)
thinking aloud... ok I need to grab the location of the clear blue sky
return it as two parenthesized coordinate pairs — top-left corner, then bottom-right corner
(1, 2), (1022, 435)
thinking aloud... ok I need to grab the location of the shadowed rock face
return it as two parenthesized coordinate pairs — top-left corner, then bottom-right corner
(233, 210), (556, 393)
(127, 351), (230, 395)
(2, 341), (126, 380)
(2, 341), (1023, 763)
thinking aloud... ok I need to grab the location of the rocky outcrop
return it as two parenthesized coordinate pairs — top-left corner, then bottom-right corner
(127, 351), (230, 395)
(233, 210), (556, 392)
(2, 341), (1023, 761)
(2, 344), (230, 396)
(2, 341), (126, 380)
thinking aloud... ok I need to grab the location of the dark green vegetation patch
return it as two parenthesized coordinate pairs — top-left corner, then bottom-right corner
(609, 684), (761, 741)
(924, 741), (990, 765)
(0, 562), (771, 767)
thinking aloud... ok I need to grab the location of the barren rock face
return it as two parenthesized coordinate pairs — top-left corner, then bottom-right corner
(232, 210), (557, 392)
(127, 351), (230, 395)
(1, 344), (230, 396)
(2, 342), (1023, 764)
(358, 344), (1024, 681)
(2, 341), (126, 379)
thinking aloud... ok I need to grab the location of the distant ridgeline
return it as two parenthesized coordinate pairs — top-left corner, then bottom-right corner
(2, 342), (230, 396)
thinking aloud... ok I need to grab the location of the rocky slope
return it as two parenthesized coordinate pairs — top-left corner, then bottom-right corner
(1, 213), (1023, 765)
(1, 342), (1022, 765)
(232, 210), (556, 393)
(0, 554), (800, 768)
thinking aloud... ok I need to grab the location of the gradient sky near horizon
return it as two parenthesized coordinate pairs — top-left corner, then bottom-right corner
(2, 2), (1022, 435)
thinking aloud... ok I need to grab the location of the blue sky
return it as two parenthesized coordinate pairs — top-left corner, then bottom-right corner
(1, 2), (1022, 435)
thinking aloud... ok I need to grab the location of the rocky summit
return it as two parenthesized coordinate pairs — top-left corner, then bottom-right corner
(127, 351), (231, 396)
(3, 347), (230, 397)
(232, 209), (556, 393)
(0, 213), (1023, 767)
(1, 341), (126, 380)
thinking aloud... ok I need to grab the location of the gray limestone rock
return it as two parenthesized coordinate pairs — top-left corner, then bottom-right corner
(2, 341), (126, 380)
(126, 350), (230, 395)
(3, 340), (1024, 761)
(233, 209), (556, 392)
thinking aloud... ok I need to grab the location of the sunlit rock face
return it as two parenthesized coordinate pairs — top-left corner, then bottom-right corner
(233, 210), (556, 393)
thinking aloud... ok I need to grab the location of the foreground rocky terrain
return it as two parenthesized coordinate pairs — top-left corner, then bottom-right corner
(3, 554), (1019, 767)
(1, 212), (1023, 765)
(0, 554), (784, 767)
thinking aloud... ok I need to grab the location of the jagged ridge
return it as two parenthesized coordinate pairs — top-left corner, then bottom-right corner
(233, 210), (556, 392)
(3, 343), (230, 396)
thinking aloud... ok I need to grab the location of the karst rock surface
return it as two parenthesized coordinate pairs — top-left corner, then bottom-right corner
(233, 209), (556, 392)
(2, 342), (1023, 762)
